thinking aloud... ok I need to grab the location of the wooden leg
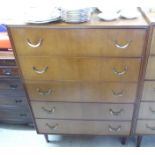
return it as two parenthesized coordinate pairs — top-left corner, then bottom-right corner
(121, 136), (128, 145)
(44, 134), (50, 143)
(136, 136), (142, 147)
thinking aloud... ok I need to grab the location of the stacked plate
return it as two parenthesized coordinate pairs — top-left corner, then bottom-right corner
(61, 7), (91, 23)
(25, 7), (61, 24)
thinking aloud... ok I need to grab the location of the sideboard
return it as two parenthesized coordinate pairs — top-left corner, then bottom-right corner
(7, 8), (151, 145)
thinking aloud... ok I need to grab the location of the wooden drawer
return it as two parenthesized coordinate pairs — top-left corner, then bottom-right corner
(150, 28), (155, 55)
(0, 79), (22, 90)
(139, 102), (155, 119)
(145, 56), (155, 79)
(142, 81), (155, 101)
(10, 28), (145, 57)
(31, 101), (133, 120)
(19, 57), (141, 82)
(0, 59), (16, 66)
(0, 96), (28, 107)
(36, 119), (131, 135)
(26, 81), (137, 103)
(136, 120), (155, 135)
(0, 107), (32, 122)
(0, 67), (18, 77)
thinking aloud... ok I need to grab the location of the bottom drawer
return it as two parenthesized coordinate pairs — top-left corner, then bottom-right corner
(0, 107), (32, 122)
(36, 119), (131, 135)
(136, 120), (155, 135)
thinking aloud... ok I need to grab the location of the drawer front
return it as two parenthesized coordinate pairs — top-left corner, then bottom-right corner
(10, 28), (145, 57)
(26, 82), (137, 103)
(0, 67), (18, 77)
(0, 107), (31, 121)
(31, 101), (134, 120)
(19, 57), (141, 82)
(139, 102), (155, 119)
(0, 89), (25, 96)
(136, 120), (155, 135)
(0, 79), (22, 90)
(36, 119), (131, 135)
(0, 97), (28, 106)
(150, 28), (155, 55)
(0, 59), (16, 66)
(145, 56), (155, 79)
(142, 81), (155, 101)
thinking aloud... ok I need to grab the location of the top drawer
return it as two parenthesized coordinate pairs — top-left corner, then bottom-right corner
(9, 28), (146, 57)
(150, 28), (155, 55)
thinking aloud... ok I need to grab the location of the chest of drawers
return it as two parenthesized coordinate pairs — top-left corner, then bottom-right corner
(7, 10), (149, 143)
(0, 52), (33, 125)
(135, 9), (155, 146)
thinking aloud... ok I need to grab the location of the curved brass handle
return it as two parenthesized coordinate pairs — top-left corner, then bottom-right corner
(46, 123), (58, 130)
(36, 88), (52, 96)
(146, 124), (155, 131)
(113, 40), (132, 49)
(42, 106), (55, 114)
(112, 66), (128, 76)
(108, 125), (121, 132)
(33, 66), (48, 74)
(109, 108), (124, 116)
(112, 90), (124, 97)
(27, 38), (42, 48)
(149, 107), (155, 113)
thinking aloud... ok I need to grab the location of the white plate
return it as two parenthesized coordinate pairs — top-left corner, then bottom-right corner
(120, 9), (140, 19)
(26, 17), (60, 24)
(97, 13), (120, 21)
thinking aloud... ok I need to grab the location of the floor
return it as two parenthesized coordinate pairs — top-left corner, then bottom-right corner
(0, 123), (155, 147)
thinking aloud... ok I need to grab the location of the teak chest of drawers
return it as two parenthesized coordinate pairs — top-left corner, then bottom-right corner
(7, 11), (149, 144)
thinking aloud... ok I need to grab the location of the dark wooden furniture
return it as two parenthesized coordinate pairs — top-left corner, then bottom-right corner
(0, 52), (33, 125)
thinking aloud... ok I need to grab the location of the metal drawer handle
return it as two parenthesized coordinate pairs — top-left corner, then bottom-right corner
(112, 66), (128, 76)
(149, 107), (155, 113)
(108, 125), (121, 132)
(33, 66), (48, 74)
(109, 108), (124, 116)
(15, 99), (23, 103)
(27, 38), (42, 48)
(3, 69), (12, 76)
(113, 40), (132, 49)
(41, 106), (55, 114)
(36, 88), (52, 96)
(46, 123), (58, 130)
(146, 124), (155, 131)
(112, 90), (124, 97)
(9, 84), (18, 89)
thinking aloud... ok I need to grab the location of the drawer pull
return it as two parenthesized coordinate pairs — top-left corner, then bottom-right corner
(149, 107), (155, 113)
(9, 84), (18, 89)
(41, 106), (55, 114)
(113, 40), (131, 49)
(3, 69), (12, 76)
(109, 108), (124, 116)
(27, 38), (42, 48)
(112, 66), (128, 76)
(36, 88), (52, 96)
(146, 124), (155, 131)
(46, 123), (58, 130)
(112, 90), (124, 97)
(108, 125), (121, 132)
(15, 99), (23, 103)
(33, 66), (48, 74)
